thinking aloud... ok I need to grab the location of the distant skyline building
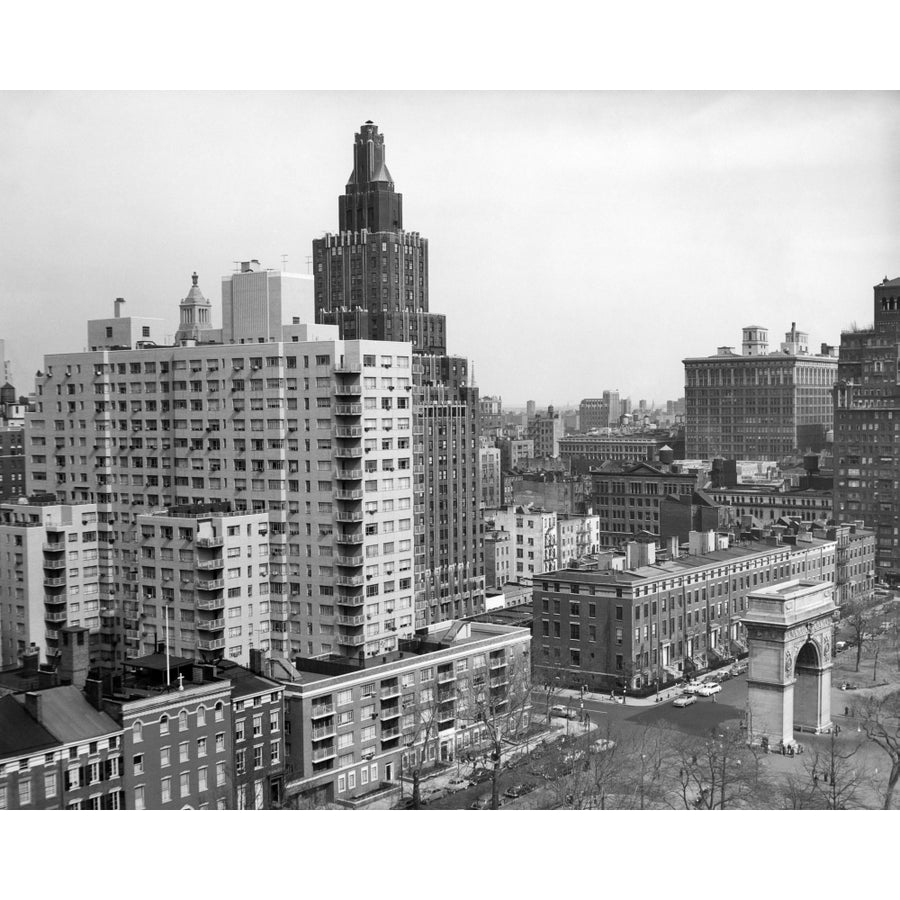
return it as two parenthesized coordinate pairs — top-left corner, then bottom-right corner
(683, 323), (838, 460)
(834, 276), (900, 582)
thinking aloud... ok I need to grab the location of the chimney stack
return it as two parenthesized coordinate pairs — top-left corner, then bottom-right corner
(85, 677), (104, 711)
(249, 648), (266, 677)
(24, 691), (43, 724)
(114, 297), (125, 318)
(58, 626), (90, 689)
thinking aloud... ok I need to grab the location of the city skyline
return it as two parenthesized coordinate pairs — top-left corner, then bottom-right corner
(1, 92), (897, 405)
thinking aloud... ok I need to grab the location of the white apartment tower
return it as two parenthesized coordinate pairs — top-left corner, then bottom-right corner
(21, 266), (416, 672)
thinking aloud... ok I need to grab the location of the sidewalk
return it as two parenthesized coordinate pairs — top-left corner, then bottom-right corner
(550, 686), (679, 708)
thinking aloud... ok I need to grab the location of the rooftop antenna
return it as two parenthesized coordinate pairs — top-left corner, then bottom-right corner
(281, 254), (288, 272)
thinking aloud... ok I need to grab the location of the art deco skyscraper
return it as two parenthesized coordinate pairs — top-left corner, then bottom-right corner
(314, 123), (484, 626)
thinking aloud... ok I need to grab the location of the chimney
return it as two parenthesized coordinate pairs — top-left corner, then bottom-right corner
(85, 677), (104, 711)
(22, 645), (40, 675)
(114, 297), (125, 318)
(38, 668), (58, 689)
(24, 691), (43, 724)
(249, 648), (266, 677)
(58, 626), (90, 689)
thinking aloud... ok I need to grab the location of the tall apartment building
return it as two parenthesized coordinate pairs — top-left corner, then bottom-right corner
(313, 123), (484, 629)
(497, 437), (534, 471)
(578, 398), (605, 432)
(533, 527), (837, 693)
(479, 395), (503, 438)
(684, 324), (838, 459)
(834, 276), (900, 582)
(0, 501), (106, 668)
(22, 298), (418, 671)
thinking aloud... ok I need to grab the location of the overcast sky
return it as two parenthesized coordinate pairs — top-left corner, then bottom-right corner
(1, 91), (897, 408)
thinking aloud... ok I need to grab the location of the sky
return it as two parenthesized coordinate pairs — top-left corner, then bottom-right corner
(1, 90), (898, 409)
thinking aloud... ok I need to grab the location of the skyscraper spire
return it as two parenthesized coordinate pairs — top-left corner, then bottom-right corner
(339, 122), (403, 234)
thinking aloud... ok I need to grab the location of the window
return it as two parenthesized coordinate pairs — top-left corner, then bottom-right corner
(133, 754), (144, 775)
(133, 721), (143, 742)
(197, 705), (207, 727)
(216, 762), (226, 786)
(198, 766), (208, 792)
(134, 785), (145, 810)
(160, 715), (170, 735)
(253, 714), (262, 737)
(160, 746), (171, 768)
(269, 711), (279, 732)
(179, 710), (188, 731)
(197, 738), (207, 758)
(161, 776), (172, 803)
(180, 772), (190, 798)
(215, 733), (225, 753)
(253, 746), (263, 768)
(236, 721), (245, 742)
(270, 743), (280, 764)
(179, 742), (189, 763)
(45, 771), (57, 798)
(214, 701), (224, 722)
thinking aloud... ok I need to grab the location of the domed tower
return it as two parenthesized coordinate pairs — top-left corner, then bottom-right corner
(175, 272), (213, 344)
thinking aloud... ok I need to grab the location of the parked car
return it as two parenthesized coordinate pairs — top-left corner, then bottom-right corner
(731, 661), (748, 676)
(673, 694), (697, 708)
(446, 776), (473, 792)
(712, 669), (732, 682)
(550, 704), (578, 720)
(419, 787), (446, 804)
(504, 783), (533, 799)
(682, 680), (707, 694)
(469, 794), (493, 810)
(697, 682), (722, 697)
(835, 641), (848, 652)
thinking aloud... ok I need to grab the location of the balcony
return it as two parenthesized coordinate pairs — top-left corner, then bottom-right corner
(310, 701), (334, 719)
(333, 384), (362, 397)
(44, 594), (67, 606)
(381, 725), (401, 741)
(490, 676), (509, 688)
(336, 554), (363, 567)
(195, 578), (225, 591)
(311, 746), (337, 762)
(335, 531), (364, 545)
(335, 403), (362, 416)
(125, 629), (141, 640)
(335, 490), (363, 501)
(336, 594), (365, 608)
(42, 558), (67, 570)
(44, 576), (66, 587)
(196, 536), (224, 548)
(335, 511), (363, 523)
(44, 611), (67, 623)
(335, 447), (363, 458)
(195, 557), (224, 570)
(379, 705), (401, 721)
(311, 722), (336, 741)
(197, 618), (225, 632)
(197, 638), (226, 651)
(336, 633), (366, 647)
(379, 684), (401, 700)
(334, 426), (363, 439)
(335, 467), (362, 480)
(438, 687), (455, 703)
(197, 596), (225, 611)
(335, 574), (364, 587)
(437, 706), (455, 723)
(42, 542), (65, 553)
(336, 614), (365, 627)
(489, 656), (507, 669)
(437, 669), (456, 684)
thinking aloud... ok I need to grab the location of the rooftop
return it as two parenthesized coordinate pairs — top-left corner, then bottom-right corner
(13, 685), (119, 743)
(0, 694), (58, 760)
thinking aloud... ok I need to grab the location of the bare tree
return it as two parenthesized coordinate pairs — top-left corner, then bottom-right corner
(667, 725), (771, 810)
(456, 649), (532, 810)
(618, 725), (674, 810)
(858, 690), (900, 809)
(402, 685), (444, 809)
(804, 727), (870, 810)
(844, 600), (873, 673)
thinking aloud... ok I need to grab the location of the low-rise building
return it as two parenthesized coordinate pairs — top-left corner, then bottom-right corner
(278, 621), (531, 807)
(532, 526), (838, 693)
(486, 506), (558, 583)
(561, 432), (681, 469)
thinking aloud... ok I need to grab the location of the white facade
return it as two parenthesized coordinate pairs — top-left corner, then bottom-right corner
(0, 502), (104, 667)
(486, 506), (558, 582)
(556, 514), (601, 567)
(25, 332), (416, 668)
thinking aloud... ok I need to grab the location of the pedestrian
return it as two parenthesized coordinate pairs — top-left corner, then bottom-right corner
(781, 743), (786, 756)
(712, 694), (717, 704)
(823, 772), (829, 784)
(813, 773), (818, 784)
